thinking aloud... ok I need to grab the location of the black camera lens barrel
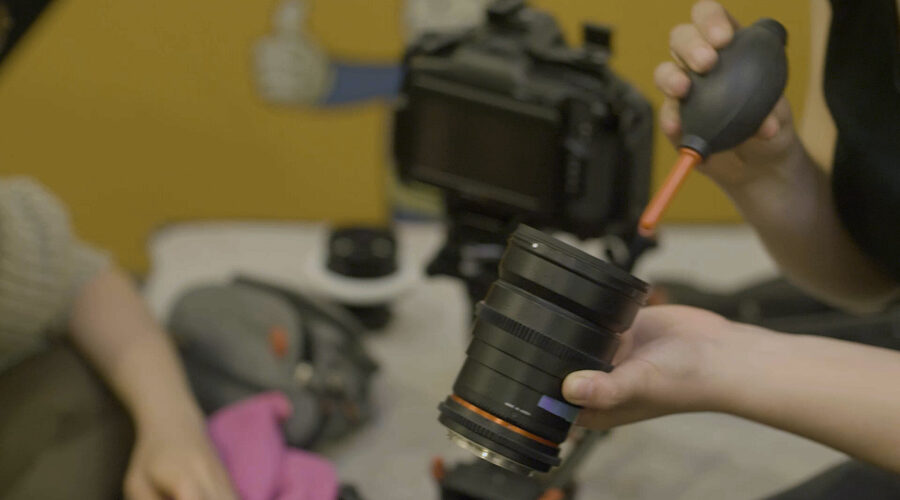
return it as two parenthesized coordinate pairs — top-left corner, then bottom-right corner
(438, 225), (649, 474)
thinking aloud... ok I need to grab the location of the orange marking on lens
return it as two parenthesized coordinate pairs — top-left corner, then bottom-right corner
(431, 457), (446, 482)
(451, 395), (559, 448)
(268, 326), (289, 358)
(539, 488), (566, 500)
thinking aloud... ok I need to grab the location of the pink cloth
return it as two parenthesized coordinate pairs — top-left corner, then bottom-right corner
(208, 392), (339, 500)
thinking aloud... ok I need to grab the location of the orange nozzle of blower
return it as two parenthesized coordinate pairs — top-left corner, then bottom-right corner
(638, 148), (703, 238)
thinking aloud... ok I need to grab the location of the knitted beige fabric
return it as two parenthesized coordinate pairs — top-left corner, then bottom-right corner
(0, 177), (109, 370)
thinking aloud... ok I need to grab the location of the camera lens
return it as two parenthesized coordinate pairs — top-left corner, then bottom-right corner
(438, 224), (649, 475)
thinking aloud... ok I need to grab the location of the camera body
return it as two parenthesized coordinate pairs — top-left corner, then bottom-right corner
(393, 0), (653, 240)
(0, 0), (56, 66)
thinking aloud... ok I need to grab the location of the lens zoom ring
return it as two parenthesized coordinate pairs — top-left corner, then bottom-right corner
(477, 305), (611, 372)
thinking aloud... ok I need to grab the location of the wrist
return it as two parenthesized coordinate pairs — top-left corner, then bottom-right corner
(636, 313), (783, 416)
(715, 131), (807, 193)
(130, 384), (206, 437)
(702, 321), (790, 416)
(103, 331), (207, 437)
(136, 402), (206, 440)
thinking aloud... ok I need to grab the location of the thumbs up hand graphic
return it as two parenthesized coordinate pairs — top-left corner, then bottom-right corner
(254, 0), (333, 105)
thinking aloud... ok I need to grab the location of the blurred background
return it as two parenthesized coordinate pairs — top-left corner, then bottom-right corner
(0, 0), (810, 272)
(5, 2), (874, 499)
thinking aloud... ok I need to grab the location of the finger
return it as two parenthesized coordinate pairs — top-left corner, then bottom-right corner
(213, 478), (239, 500)
(770, 96), (793, 123)
(149, 470), (202, 500)
(669, 23), (718, 73)
(653, 62), (692, 99)
(562, 362), (651, 410)
(611, 332), (635, 366)
(659, 98), (682, 144)
(124, 474), (163, 500)
(575, 405), (663, 430)
(200, 465), (237, 500)
(755, 113), (780, 140)
(668, 47), (690, 73)
(215, 465), (240, 500)
(171, 481), (203, 500)
(190, 473), (218, 500)
(208, 458), (238, 498)
(216, 480), (239, 500)
(690, 0), (740, 48)
(187, 452), (238, 500)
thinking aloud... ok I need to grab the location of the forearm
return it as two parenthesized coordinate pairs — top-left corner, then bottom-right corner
(67, 266), (204, 432)
(711, 322), (900, 471)
(717, 136), (898, 312)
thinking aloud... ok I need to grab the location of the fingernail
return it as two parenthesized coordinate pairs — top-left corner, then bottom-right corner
(565, 373), (594, 401)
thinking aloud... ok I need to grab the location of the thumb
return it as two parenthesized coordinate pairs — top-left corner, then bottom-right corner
(754, 113), (781, 140)
(564, 364), (672, 430)
(563, 364), (649, 410)
(273, 0), (307, 35)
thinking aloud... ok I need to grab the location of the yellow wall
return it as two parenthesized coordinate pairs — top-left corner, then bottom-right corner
(0, 0), (811, 272)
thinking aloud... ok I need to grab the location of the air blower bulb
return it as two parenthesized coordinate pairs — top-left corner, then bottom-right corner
(638, 18), (789, 237)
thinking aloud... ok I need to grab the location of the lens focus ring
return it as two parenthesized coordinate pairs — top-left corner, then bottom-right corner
(476, 304), (611, 372)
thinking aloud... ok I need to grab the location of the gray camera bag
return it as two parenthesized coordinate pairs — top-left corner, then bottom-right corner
(167, 276), (378, 449)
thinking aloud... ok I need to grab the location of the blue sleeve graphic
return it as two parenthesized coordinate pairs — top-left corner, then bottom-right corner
(322, 62), (404, 105)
